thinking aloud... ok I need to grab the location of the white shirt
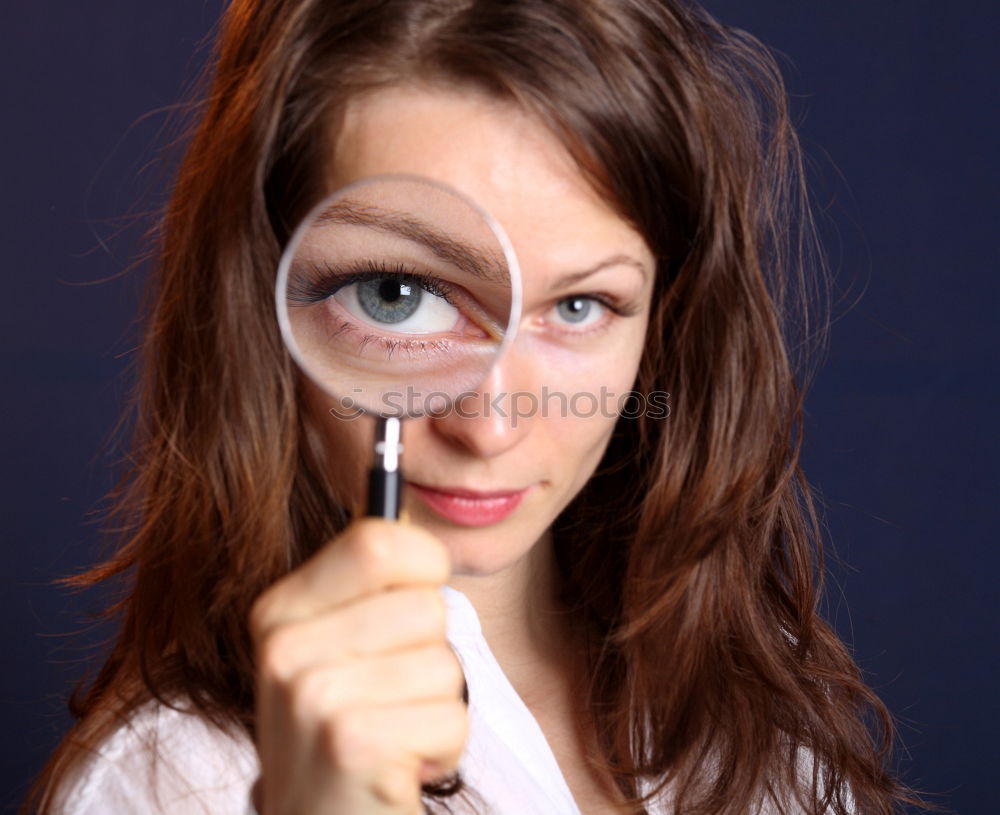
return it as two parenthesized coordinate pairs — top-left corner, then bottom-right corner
(50, 587), (603, 814)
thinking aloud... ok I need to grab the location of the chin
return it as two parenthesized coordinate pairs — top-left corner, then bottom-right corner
(445, 539), (532, 578)
(407, 502), (547, 577)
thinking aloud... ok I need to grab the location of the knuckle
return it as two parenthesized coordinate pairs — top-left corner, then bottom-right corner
(408, 588), (448, 636)
(248, 591), (278, 642)
(427, 588), (449, 628)
(322, 710), (380, 772)
(430, 700), (470, 760)
(287, 668), (340, 722)
(373, 762), (419, 808)
(256, 628), (296, 683)
(429, 645), (464, 695)
(444, 699), (471, 744)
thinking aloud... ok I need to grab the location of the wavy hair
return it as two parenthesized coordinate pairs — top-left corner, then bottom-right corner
(26, 1), (922, 813)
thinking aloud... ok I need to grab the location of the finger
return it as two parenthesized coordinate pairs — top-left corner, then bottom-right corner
(251, 519), (450, 638)
(257, 586), (449, 683)
(321, 700), (469, 803)
(283, 644), (464, 719)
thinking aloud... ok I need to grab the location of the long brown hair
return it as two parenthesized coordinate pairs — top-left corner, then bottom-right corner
(26, 1), (923, 813)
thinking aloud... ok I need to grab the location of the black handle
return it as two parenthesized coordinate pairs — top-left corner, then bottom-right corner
(367, 466), (401, 520)
(366, 416), (403, 520)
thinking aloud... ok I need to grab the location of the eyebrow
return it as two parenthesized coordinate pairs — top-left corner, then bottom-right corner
(550, 254), (648, 291)
(313, 200), (509, 283)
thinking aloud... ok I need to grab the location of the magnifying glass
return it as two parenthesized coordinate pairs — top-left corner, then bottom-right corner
(276, 174), (520, 520)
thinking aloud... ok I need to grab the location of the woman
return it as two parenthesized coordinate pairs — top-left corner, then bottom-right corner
(26, 1), (921, 813)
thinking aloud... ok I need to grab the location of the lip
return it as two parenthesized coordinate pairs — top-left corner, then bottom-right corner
(407, 482), (532, 527)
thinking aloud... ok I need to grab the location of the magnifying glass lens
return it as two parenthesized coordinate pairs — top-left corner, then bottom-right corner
(278, 176), (516, 418)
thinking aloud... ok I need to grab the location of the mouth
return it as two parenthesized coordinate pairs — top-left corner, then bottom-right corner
(406, 482), (532, 527)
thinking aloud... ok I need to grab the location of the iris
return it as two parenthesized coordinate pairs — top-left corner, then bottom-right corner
(557, 296), (591, 323)
(357, 277), (422, 324)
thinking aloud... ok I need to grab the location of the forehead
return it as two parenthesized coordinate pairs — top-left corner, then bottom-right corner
(329, 84), (654, 285)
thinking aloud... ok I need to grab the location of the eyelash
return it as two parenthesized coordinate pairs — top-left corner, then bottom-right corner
(347, 320), (452, 358)
(287, 260), (468, 358)
(545, 293), (640, 333)
(286, 259), (456, 306)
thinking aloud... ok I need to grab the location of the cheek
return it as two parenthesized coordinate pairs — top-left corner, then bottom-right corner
(536, 313), (647, 400)
(528, 328), (646, 466)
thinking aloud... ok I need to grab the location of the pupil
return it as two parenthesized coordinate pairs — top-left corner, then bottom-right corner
(379, 280), (403, 303)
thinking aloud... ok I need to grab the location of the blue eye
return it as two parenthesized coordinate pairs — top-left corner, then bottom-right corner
(554, 296), (604, 327)
(356, 277), (423, 324)
(339, 274), (459, 333)
(558, 297), (590, 322)
(288, 263), (467, 335)
(348, 275), (461, 334)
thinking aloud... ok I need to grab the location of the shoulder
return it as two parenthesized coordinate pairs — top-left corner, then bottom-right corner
(50, 700), (259, 815)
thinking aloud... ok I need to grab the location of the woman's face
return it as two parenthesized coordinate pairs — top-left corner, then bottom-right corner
(308, 84), (655, 578)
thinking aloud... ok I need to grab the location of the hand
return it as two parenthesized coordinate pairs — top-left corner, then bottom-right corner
(250, 519), (467, 815)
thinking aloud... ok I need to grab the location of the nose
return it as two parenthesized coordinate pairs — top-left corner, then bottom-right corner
(429, 348), (534, 459)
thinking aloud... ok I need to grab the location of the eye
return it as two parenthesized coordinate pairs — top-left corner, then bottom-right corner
(335, 275), (465, 334)
(551, 296), (606, 328)
(285, 260), (494, 358)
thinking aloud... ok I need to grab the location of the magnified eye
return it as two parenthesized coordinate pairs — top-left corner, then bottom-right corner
(286, 260), (494, 348)
(336, 274), (462, 333)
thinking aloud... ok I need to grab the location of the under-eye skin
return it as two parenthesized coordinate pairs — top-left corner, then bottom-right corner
(330, 317), (454, 360)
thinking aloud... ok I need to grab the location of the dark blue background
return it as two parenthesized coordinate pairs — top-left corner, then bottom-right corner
(2, 2), (996, 812)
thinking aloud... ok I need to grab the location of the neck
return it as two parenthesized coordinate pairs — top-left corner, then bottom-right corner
(448, 532), (578, 695)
